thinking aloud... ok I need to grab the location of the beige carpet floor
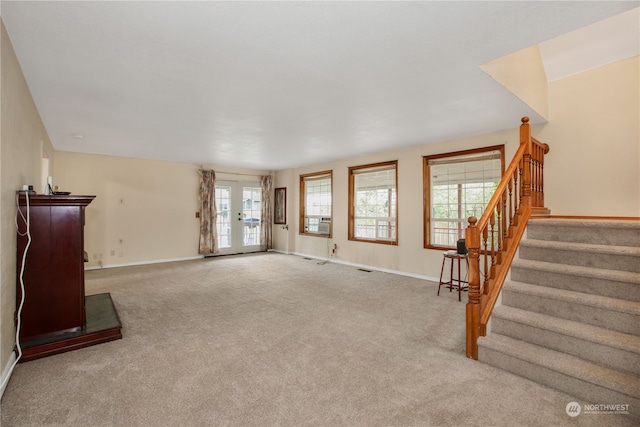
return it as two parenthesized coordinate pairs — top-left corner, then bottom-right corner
(1, 253), (635, 426)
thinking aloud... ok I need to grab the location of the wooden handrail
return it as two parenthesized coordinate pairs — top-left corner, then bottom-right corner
(465, 117), (550, 359)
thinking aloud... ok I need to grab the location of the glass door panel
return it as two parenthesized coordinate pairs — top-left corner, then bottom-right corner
(215, 181), (262, 255)
(242, 186), (262, 248)
(215, 185), (232, 250)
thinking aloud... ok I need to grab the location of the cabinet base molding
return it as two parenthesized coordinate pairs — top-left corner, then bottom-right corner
(19, 293), (122, 363)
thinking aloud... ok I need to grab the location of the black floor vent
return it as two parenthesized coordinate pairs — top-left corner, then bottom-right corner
(302, 257), (313, 260)
(358, 268), (372, 273)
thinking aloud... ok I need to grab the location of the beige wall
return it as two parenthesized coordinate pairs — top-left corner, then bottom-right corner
(274, 56), (640, 277)
(54, 152), (269, 268)
(536, 56), (639, 216)
(275, 128), (521, 280)
(481, 45), (549, 120)
(273, 168), (296, 253)
(1, 22), (56, 371)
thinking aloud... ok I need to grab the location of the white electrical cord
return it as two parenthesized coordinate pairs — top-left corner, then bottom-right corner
(317, 237), (334, 265)
(1, 192), (30, 392)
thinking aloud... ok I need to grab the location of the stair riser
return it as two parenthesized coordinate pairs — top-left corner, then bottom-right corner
(527, 224), (640, 247)
(511, 266), (640, 302)
(478, 346), (640, 419)
(519, 246), (640, 273)
(492, 317), (640, 376)
(502, 290), (640, 336)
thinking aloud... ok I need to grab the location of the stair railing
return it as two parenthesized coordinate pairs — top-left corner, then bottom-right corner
(465, 117), (550, 359)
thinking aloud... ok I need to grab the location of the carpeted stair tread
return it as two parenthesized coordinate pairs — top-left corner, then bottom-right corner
(512, 259), (640, 284)
(493, 305), (640, 355)
(526, 218), (640, 246)
(528, 218), (640, 230)
(504, 281), (640, 315)
(478, 333), (640, 398)
(520, 239), (640, 256)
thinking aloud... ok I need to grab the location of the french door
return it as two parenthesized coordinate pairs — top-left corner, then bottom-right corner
(215, 181), (262, 255)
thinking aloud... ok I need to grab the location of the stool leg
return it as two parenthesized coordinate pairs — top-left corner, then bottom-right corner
(437, 256), (446, 296)
(457, 256), (462, 301)
(449, 256), (454, 293)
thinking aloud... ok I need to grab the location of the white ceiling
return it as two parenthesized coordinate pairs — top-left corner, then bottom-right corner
(1, 1), (637, 171)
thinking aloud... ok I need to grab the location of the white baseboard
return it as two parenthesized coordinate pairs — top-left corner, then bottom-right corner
(84, 250), (440, 283)
(291, 251), (440, 283)
(85, 255), (205, 271)
(270, 249), (291, 255)
(0, 351), (17, 399)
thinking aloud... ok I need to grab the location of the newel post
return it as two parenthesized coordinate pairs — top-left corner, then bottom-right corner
(465, 216), (481, 360)
(520, 117), (532, 206)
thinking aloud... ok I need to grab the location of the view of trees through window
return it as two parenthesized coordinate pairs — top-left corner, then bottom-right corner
(431, 181), (498, 247)
(354, 186), (397, 241)
(349, 161), (397, 244)
(424, 146), (503, 248)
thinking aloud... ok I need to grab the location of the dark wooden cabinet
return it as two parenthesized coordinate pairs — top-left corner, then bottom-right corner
(16, 194), (121, 361)
(16, 195), (93, 341)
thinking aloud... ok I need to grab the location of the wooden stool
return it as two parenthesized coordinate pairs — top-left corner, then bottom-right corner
(437, 251), (468, 301)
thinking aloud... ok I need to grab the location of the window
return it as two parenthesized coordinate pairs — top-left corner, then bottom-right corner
(300, 171), (332, 236)
(348, 161), (397, 245)
(424, 146), (504, 249)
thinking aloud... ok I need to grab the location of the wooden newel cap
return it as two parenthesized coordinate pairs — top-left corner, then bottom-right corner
(521, 117), (529, 124)
(466, 216), (480, 247)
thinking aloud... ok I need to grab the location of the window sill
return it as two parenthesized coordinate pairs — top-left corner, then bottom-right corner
(425, 244), (456, 251)
(300, 232), (332, 238)
(349, 237), (398, 246)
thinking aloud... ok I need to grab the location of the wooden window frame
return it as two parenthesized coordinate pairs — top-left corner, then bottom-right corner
(348, 160), (398, 246)
(423, 145), (505, 250)
(299, 170), (333, 238)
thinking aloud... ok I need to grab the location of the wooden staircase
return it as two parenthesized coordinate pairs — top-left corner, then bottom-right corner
(463, 118), (639, 419)
(478, 218), (640, 418)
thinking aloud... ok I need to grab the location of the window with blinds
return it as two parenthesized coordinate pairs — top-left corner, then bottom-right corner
(300, 171), (332, 236)
(349, 161), (398, 244)
(423, 146), (504, 248)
